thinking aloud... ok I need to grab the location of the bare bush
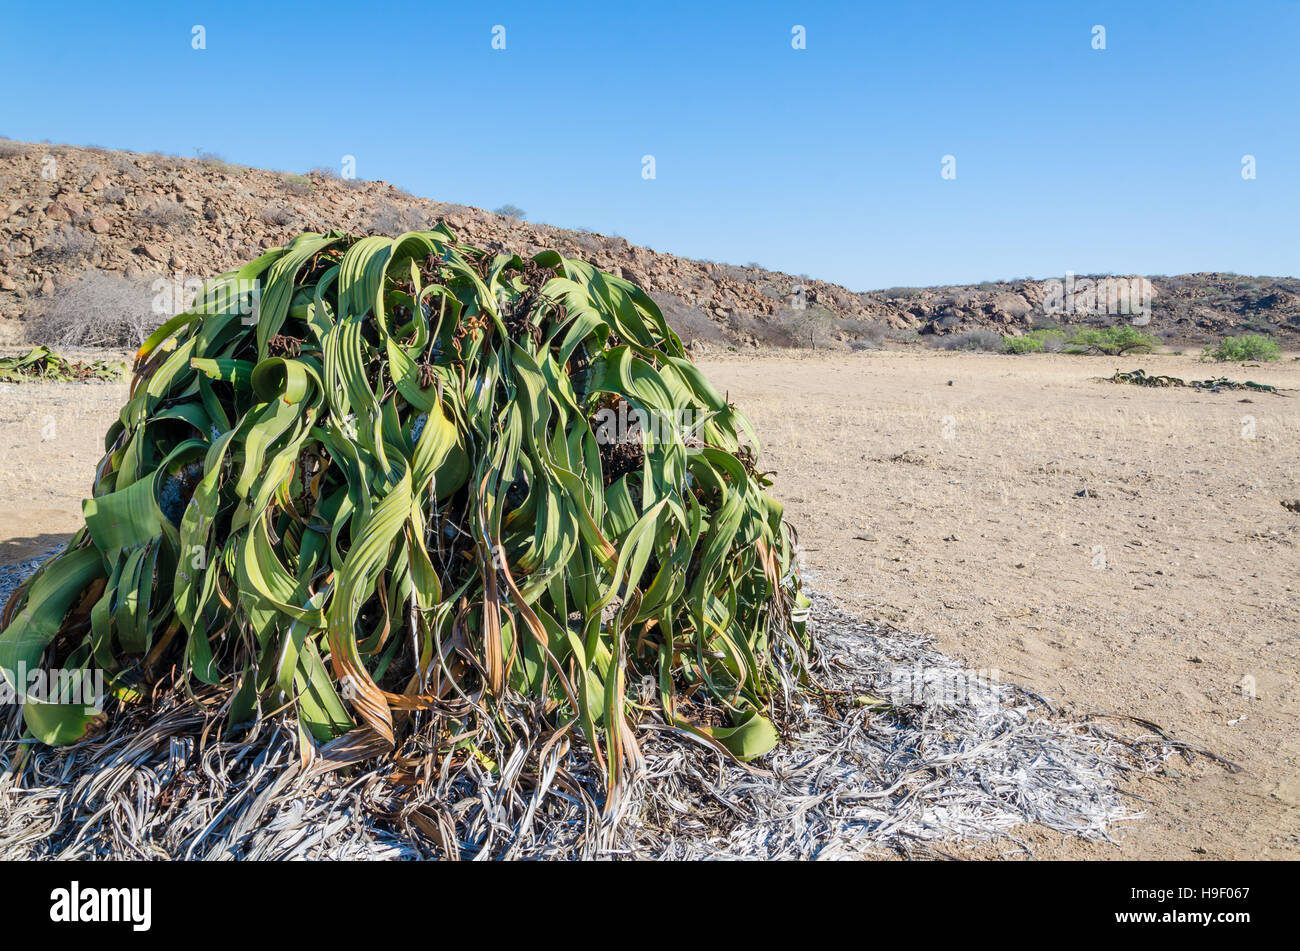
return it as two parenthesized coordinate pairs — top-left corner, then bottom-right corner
(147, 152), (188, 170)
(0, 139), (32, 158)
(195, 150), (241, 175)
(113, 155), (145, 180)
(37, 226), (99, 263)
(103, 186), (126, 204)
(141, 197), (188, 226)
(656, 294), (728, 347)
(840, 320), (888, 350)
(935, 329), (1003, 352)
(767, 303), (838, 348)
(494, 204), (526, 220)
(25, 271), (162, 348)
(364, 201), (431, 234)
(566, 231), (603, 256)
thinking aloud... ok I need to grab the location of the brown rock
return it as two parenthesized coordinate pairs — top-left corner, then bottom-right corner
(137, 243), (167, 262)
(89, 216), (111, 234)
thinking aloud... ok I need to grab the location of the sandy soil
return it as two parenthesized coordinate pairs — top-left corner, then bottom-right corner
(696, 348), (1299, 860)
(1, 347), (1296, 859)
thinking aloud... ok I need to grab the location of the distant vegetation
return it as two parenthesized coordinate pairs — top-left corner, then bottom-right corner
(1062, 325), (1161, 356)
(193, 149), (242, 175)
(949, 325), (1161, 357)
(494, 204), (526, 220)
(0, 138), (32, 157)
(937, 329), (1003, 352)
(999, 326), (1160, 356)
(281, 173), (312, 195)
(1202, 334), (1281, 362)
(1002, 328), (1066, 354)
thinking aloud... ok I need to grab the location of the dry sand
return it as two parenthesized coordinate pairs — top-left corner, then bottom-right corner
(1, 348), (1296, 859)
(696, 348), (1299, 859)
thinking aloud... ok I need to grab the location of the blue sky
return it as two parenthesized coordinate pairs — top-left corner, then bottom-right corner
(1, 1), (1296, 288)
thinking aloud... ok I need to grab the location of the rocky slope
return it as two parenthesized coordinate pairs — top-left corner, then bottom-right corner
(1, 138), (1296, 348)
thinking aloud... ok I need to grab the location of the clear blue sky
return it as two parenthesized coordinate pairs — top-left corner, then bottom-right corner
(2, 1), (1296, 289)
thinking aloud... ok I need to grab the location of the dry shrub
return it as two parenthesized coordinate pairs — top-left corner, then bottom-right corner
(113, 155), (145, 180)
(142, 197), (188, 227)
(25, 271), (162, 348)
(841, 320), (888, 350)
(656, 293), (728, 346)
(935, 329), (1003, 351)
(764, 303), (838, 348)
(281, 175), (312, 196)
(37, 226), (99, 263)
(364, 201), (430, 234)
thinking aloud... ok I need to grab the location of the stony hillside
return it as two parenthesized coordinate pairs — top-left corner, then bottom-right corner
(1, 138), (1296, 349)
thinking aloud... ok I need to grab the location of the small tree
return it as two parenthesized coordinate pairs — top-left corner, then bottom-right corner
(494, 203), (526, 220)
(1064, 325), (1160, 356)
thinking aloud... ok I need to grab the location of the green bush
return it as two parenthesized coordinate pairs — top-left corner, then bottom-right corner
(1202, 334), (1281, 362)
(1002, 328), (1066, 354)
(1002, 335), (1042, 354)
(1064, 325), (1161, 356)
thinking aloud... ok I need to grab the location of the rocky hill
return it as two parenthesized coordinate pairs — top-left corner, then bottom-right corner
(1, 138), (1297, 349)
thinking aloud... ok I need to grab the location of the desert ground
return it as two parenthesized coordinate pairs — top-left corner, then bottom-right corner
(1, 347), (1296, 859)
